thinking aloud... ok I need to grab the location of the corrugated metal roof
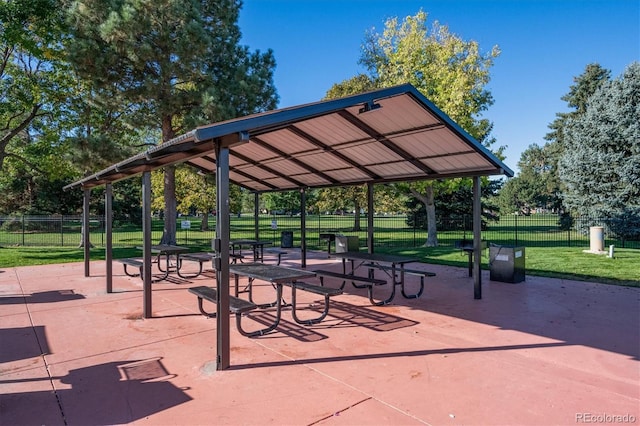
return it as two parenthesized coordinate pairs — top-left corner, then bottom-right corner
(65, 84), (513, 191)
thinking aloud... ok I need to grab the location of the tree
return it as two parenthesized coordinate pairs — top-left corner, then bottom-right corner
(324, 74), (377, 100)
(0, 0), (72, 172)
(407, 178), (501, 232)
(338, 10), (501, 246)
(314, 186), (367, 229)
(558, 62), (640, 239)
(498, 143), (560, 214)
(498, 64), (614, 218)
(0, 128), (82, 214)
(151, 167), (215, 229)
(540, 63), (612, 208)
(65, 0), (278, 244)
(547, 64), (611, 141)
(262, 191), (301, 216)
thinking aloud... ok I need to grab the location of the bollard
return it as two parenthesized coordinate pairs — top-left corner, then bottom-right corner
(608, 245), (615, 258)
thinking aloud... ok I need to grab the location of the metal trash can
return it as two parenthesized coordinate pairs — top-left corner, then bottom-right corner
(335, 235), (359, 253)
(280, 231), (293, 248)
(489, 245), (525, 283)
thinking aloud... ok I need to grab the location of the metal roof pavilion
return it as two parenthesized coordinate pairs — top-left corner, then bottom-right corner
(66, 83), (513, 371)
(65, 84), (513, 191)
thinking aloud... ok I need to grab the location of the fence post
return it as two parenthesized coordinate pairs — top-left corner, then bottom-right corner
(22, 215), (25, 246)
(514, 214), (518, 246)
(61, 215), (64, 246)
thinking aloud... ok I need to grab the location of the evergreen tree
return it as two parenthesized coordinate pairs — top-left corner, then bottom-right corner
(65, 0), (278, 244)
(558, 62), (640, 240)
(498, 143), (560, 214)
(542, 64), (611, 204)
(498, 64), (614, 219)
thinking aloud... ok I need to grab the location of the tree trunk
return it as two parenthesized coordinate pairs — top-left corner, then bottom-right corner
(159, 115), (177, 245)
(353, 198), (361, 231)
(77, 224), (95, 248)
(411, 184), (438, 247)
(200, 211), (209, 231)
(425, 192), (437, 247)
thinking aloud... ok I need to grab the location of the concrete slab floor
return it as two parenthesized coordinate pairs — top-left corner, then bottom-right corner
(0, 250), (638, 425)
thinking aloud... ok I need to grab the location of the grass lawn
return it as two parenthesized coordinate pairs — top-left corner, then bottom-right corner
(1, 244), (638, 287)
(392, 246), (639, 287)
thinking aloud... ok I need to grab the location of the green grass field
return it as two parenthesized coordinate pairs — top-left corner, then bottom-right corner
(1, 214), (638, 287)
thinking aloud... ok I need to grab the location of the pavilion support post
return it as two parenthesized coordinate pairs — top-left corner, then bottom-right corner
(300, 188), (307, 267)
(367, 183), (374, 254)
(105, 183), (113, 293)
(216, 144), (231, 371)
(142, 172), (153, 317)
(83, 188), (91, 277)
(473, 176), (482, 299)
(254, 192), (259, 241)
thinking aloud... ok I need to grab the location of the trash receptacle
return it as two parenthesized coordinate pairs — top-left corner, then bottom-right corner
(589, 226), (604, 252)
(489, 245), (525, 283)
(335, 235), (359, 253)
(280, 231), (293, 248)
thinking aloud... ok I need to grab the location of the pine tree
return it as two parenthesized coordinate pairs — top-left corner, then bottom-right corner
(559, 62), (640, 239)
(65, 0), (278, 244)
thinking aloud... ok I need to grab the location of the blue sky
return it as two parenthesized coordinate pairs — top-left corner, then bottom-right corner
(238, 0), (639, 175)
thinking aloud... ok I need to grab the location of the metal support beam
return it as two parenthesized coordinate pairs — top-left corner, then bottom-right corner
(216, 144), (231, 370)
(142, 172), (152, 317)
(473, 176), (482, 299)
(83, 189), (90, 277)
(367, 183), (374, 254)
(105, 183), (113, 293)
(300, 188), (307, 267)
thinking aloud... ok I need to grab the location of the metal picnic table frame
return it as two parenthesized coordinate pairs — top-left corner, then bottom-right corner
(330, 251), (421, 305)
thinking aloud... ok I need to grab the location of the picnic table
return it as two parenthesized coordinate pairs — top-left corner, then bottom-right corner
(148, 245), (189, 277)
(119, 244), (190, 281)
(325, 251), (433, 305)
(229, 240), (272, 262)
(189, 262), (342, 334)
(229, 263), (317, 333)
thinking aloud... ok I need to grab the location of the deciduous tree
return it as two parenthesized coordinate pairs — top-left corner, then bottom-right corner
(327, 10), (501, 246)
(0, 0), (71, 173)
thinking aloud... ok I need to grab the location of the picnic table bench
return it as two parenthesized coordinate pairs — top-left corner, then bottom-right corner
(178, 252), (244, 278)
(264, 248), (288, 265)
(188, 286), (269, 337)
(312, 269), (387, 306)
(329, 252), (428, 305)
(117, 258), (143, 277)
(368, 264), (436, 299)
(281, 281), (343, 325)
